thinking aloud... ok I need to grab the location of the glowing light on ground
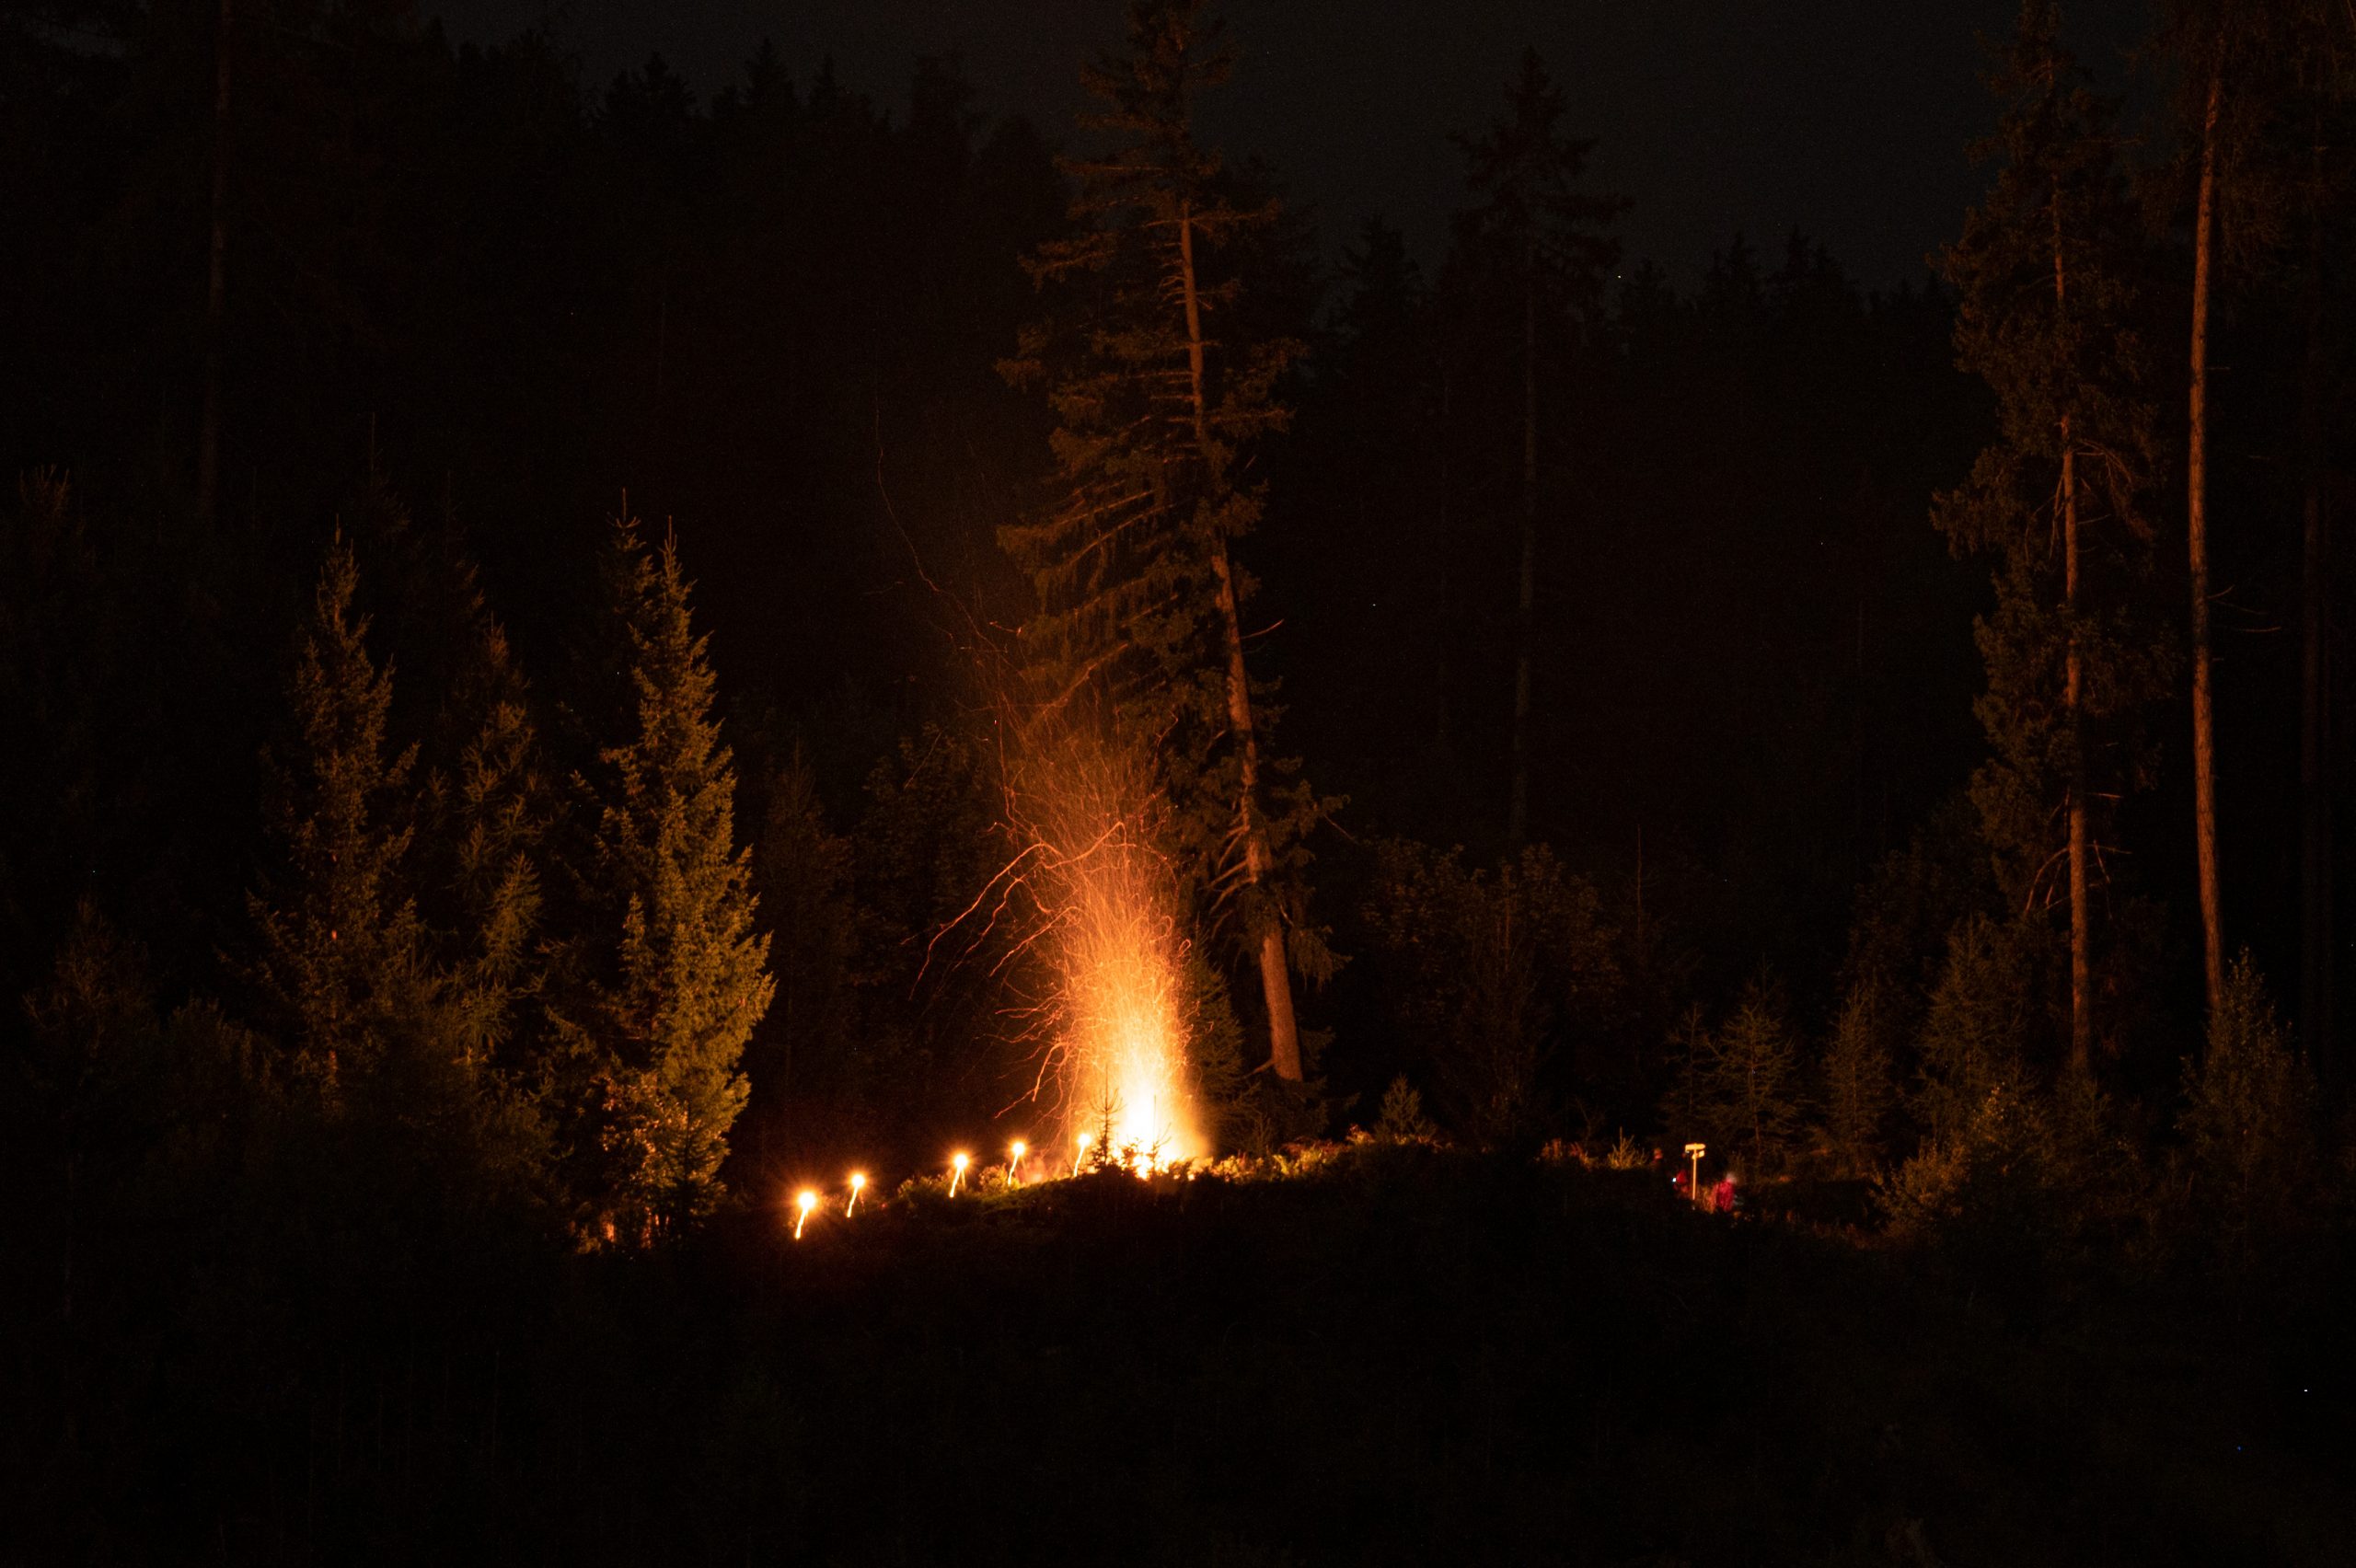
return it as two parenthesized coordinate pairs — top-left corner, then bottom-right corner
(1007, 1140), (1027, 1185)
(793, 1189), (818, 1239)
(846, 1171), (867, 1217)
(949, 1152), (970, 1197)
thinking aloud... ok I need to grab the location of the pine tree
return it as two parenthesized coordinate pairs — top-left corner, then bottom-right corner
(1699, 978), (1807, 1179)
(2180, 950), (2318, 1264)
(1912, 913), (2044, 1147)
(437, 625), (544, 1068)
(1449, 48), (1624, 846)
(560, 519), (772, 1242)
(739, 746), (856, 1175)
(1001, 0), (1332, 1080)
(349, 479), (549, 1074)
(245, 536), (426, 1093)
(1820, 978), (1897, 1177)
(1936, 2), (2167, 1073)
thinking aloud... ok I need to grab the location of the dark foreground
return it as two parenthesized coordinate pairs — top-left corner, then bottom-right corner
(17, 1151), (2354, 1565)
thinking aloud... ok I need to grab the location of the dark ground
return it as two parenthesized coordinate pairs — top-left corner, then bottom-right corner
(27, 1149), (2353, 1565)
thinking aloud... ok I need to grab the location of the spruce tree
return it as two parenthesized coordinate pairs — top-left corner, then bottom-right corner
(1936, 1), (2167, 1073)
(1699, 979), (1806, 1179)
(1820, 979), (1897, 1177)
(1448, 49), (1624, 846)
(739, 747), (856, 1175)
(245, 536), (426, 1093)
(2180, 951), (2318, 1265)
(1001, 0), (1332, 1079)
(560, 519), (772, 1242)
(348, 480), (549, 1074)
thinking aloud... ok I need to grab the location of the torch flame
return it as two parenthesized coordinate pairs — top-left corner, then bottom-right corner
(846, 1171), (867, 1217)
(793, 1189), (818, 1240)
(949, 1151), (970, 1197)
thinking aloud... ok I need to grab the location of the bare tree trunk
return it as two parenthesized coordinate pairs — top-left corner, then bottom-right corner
(1507, 259), (1537, 847)
(2055, 181), (2092, 1074)
(2300, 133), (2334, 1078)
(197, 0), (234, 529)
(2064, 425), (2092, 1071)
(2189, 65), (2225, 1017)
(1178, 200), (1301, 1080)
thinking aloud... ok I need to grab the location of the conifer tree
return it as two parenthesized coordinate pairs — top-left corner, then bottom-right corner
(1820, 979), (1897, 1177)
(1002, 0), (1332, 1080)
(739, 747), (855, 1173)
(560, 519), (772, 1241)
(2180, 951), (2318, 1262)
(245, 536), (426, 1093)
(1699, 979), (1807, 1179)
(1936, 2), (2167, 1073)
(1449, 49), (1624, 847)
(437, 621), (544, 1067)
(1912, 913), (2043, 1146)
(349, 479), (549, 1073)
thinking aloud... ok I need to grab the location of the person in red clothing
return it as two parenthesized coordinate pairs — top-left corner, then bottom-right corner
(1711, 1172), (1738, 1215)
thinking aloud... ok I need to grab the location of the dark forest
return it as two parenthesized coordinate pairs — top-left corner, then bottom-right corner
(6, 1), (2355, 1561)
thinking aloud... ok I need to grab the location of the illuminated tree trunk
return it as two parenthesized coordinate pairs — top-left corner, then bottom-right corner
(2063, 425), (2091, 1071)
(1178, 200), (1302, 1080)
(2299, 134), (2334, 1076)
(197, 0), (234, 529)
(1507, 259), (1537, 847)
(2189, 63), (2225, 1018)
(2056, 190), (2091, 1074)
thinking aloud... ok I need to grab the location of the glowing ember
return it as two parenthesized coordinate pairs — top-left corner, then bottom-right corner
(946, 723), (1207, 1179)
(949, 1151), (970, 1197)
(793, 1189), (818, 1239)
(1028, 743), (1205, 1173)
(846, 1171), (867, 1217)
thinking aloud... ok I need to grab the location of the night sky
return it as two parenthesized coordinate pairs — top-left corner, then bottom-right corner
(435, 0), (2148, 285)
